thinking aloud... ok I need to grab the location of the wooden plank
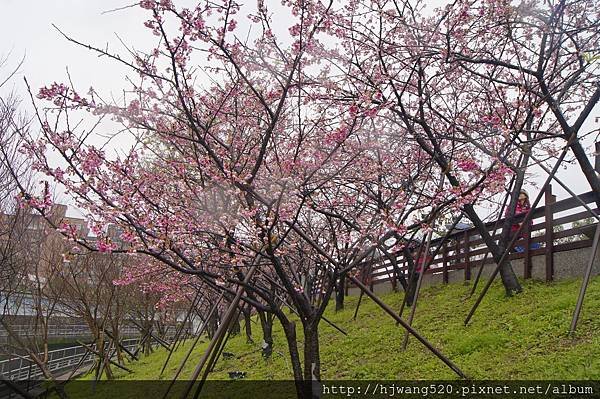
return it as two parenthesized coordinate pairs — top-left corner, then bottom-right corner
(553, 225), (598, 240)
(553, 207), (599, 226)
(554, 239), (593, 252)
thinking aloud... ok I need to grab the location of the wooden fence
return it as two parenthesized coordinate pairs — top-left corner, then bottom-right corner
(348, 186), (599, 292)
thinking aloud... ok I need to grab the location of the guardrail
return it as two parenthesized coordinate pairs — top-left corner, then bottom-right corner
(0, 338), (140, 381)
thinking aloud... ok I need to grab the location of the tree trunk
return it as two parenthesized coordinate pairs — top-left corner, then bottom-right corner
(280, 319), (308, 399)
(410, 126), (522, 295)
(207, 310), (219, 340)
(243, 307), (253, 343)
(302, 321), (321, 399)
(258, 311), (273, 359)
(112, 327), (124, 365)
(463, 204), (522, 295)
(143, 323), (153, 356)
(103, 346), (114, 380)
(335, 275), (345, 311)
(96, 332), (114, 380)
(229, 311), (241, 336)
(406, 270), (419, 307)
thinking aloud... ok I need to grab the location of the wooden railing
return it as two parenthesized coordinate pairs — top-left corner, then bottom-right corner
(349, 186), (599, 291)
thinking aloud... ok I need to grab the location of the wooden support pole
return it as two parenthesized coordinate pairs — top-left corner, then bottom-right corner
(208, 306), (244, 372)
(160, 292), (203, 376)
(569, 222), (600, 336)
(274, 291), (347, 336)
(182, 262), (259, 399)
(161, 294), (224, 399)
(401, 215), (463, 350)
(347, 275), (467, 379)
(352, 250), (377, 321)
(545, 185), (556, 282)
(132, 331), (150, 359)
(465, 142), (571, 325)
(66, 349), (91, 380)
(173, 292), (203, 350)
(130, 321), (171, 351)
(402, 230), (434, 350)
(104, 329), (138, 362)
(528, 153), (600, 222)
(77, 341), (132, 373)
(352, 289), (364, 321)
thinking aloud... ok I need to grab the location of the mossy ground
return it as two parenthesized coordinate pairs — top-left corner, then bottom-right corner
(63, 276), (600, 398)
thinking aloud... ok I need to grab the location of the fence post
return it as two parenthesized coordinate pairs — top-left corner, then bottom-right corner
(442, 241), (449, 284)
(524, 218), (532, 279)
(391, 262), (398, 291)
(463, 230), (471, 281)
(454, 235), (461, 283)
(545, 184), (556, 282)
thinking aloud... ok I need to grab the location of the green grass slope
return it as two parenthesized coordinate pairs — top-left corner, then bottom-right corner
(65, 276), (600, 397)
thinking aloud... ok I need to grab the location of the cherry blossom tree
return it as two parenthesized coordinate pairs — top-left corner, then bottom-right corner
(16, 0), (600, 397)
(437, 0), (600, 196)
(19, 1), (388, 395)
(329, 0), (527, 294)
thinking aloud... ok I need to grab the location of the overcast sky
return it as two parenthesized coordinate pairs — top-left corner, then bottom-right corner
(1, 1), (598, 218)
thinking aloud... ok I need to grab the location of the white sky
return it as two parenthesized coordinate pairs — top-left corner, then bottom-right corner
(1, 1), (598, 218)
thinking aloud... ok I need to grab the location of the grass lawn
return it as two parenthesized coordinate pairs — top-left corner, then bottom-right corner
(63, 276), (600, 398)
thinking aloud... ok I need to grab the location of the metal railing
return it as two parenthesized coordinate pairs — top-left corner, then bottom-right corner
(0, 325), (140, 344)
(0, 338), (140, 381)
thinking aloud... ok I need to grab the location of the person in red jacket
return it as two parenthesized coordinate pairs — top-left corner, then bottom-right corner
(507, 189), (541, 253)
(406, 246), (432, 307)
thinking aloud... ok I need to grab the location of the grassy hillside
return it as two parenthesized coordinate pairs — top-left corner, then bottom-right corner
(64, 276), (600, 397)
